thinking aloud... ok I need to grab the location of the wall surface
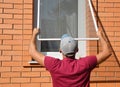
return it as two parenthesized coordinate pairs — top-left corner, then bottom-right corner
(0, 0), (120, 87)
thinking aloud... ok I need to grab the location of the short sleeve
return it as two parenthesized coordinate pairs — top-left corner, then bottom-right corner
(44, 56), (60, 72)
(85, 56), (97, 70)
(80, 56), (97, 70)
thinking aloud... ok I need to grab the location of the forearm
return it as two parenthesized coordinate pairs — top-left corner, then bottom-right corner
(96, 31), (112, 64)
(29, 28), (45, 65)
(30, 34), (37, 50)
(99, 33), (111, 55)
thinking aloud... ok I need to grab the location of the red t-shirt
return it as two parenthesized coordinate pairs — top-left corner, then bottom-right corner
(44, 56), (97, 87)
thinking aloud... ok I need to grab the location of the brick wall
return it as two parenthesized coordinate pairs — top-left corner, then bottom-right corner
(0, 0), (120, 87)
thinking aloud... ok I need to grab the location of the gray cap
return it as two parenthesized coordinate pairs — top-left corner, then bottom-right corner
(60, 34), (77, 56)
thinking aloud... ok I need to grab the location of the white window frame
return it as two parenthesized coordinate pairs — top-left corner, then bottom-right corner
(29, 0), (99, 64)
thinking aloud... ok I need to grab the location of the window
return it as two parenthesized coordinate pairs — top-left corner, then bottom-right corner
(31, 0), (98, 62)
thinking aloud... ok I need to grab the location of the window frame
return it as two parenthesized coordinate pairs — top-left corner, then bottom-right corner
(29, 0), (99, 64)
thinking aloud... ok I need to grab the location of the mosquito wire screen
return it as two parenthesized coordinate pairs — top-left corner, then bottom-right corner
(34, 0), (98, 52)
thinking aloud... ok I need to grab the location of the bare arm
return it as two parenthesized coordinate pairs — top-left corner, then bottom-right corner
(96, 31), (112, 64)
(29, 28), (45, 66)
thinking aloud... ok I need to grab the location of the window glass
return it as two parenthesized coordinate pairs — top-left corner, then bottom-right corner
(34, 0), (78, 52)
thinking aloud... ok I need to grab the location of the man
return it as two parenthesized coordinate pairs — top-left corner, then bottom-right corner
(29, 28), (111, 87)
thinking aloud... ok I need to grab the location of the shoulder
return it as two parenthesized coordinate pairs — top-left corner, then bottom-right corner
(78, 56), (97, 69)
(44, 56), (61, 71)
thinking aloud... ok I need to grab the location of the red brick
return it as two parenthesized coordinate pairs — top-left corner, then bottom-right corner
(12, 66), (31, 72)
(12, 56), (22, 61)
(4, 0), (23, 3)
(0, 67), (11, 72)
(24, 9), (32, 14)
(0, 78), (10, 83)
(102, 22), (114, 27)
(13, 35), (22, 40)
(116, 72), (120, 77)
(0, 56), (11, 61)
(115, 32), (120, 36)
(23, 35), (31, 39)
(31, 77), (50, 82)
(2, 61), (21, 66)
(114, 13), (120, 17)
(0, 61), (1, 66)
(0, 3), (13, 8)
(21, 83), (40, 87)
(0, 45), (12, 50)
(32, 67), (46, 72)
(41, 71), (51, 77)
(114, 3), (120, 7)
(22, 56), (31, 61)
(0, 8), (3, 13)
(98, 7), (105, 12)
(41, 83), (52, 87)
(90, 83), (96, 87)
(4, 9), (22, 14)
(3, 40), (22, 45)
(0, 84), (20, 87)
(4, 19), (22, 24)
(23, 24), (32, 29)
(0, 24), (12, 28)
(14, 14), (22, 19)
(23, 40), (30, 45)
(0, 19), (2, 23)
(0, 14), (13, 18)
(116, 83), (120, 87)
(13, 46), (22, 50)
(115, 42), (120, 46)
(0, 35), (12, 39)
(22, 72), (40, 77)
(23, 46), (29, 50)
(99, 3), (114, 7)
(11, 78), (30, 83)
(1, 72), (20, 77)
(98, 13), (113, 17)
(115, 22), (120, 27)
(24, 4), (32, 9)
(0, 40), (2, 44)
(105, 27), (120, 32)
(23, 51), (29, 56)
(3, 51), (22, 56)
(97, 72), (115, 77)
(24, 0), (33, 4)
(105, 8), (120, 13)
(105, 0), (120, 2)
(24, 15), (32, 19)
(90, 77), (106, 81)
(23, 30), (32, 34)
(14, 25), (22, 29)
(93, 67), (106, 72)
(97, 83), (116, 87)
(14, 4), (23, 9)
(24, 19), (32, 24)
(100, 61), (117, 67)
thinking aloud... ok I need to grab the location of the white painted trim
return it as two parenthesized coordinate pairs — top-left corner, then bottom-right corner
(37, 0), (40, 28)
(88, 0), (98, 32)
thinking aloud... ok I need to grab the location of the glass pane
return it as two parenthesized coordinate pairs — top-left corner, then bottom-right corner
(40, 0), (78, 38)
(34, 0), (78, 52)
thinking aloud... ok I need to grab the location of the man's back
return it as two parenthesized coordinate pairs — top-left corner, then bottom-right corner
(45, 56), (97, 87)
